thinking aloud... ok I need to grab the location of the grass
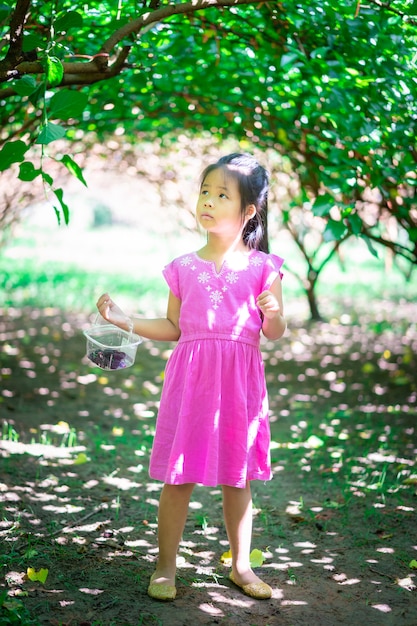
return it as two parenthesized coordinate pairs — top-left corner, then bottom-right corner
(0, 219), (195, 312)
(0, 591), (40, 626)
(0, 217), (415, 316)
(0, 257), (163, 312)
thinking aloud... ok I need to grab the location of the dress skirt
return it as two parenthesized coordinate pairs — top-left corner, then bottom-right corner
(149, 334), (272, 489)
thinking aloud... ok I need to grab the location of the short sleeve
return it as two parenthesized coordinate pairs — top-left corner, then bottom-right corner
(162, 259), (180, 299)
(262, 253), (284, 291)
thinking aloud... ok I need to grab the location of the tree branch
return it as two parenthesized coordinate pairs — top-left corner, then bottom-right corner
(362, 229), (416, 264)
(366, 0), (417, 26)
(0, 0), (269, 87)
(101, 0), (269, 53)
(4, 0), (31, 64)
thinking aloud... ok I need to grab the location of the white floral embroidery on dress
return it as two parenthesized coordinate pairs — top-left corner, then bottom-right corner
(225, 271), (239, 284)
(181, 256), (193, 266)
(250, 255), (263, 267)
(198, 271), (211, 284)
(210, 290), (223, 309)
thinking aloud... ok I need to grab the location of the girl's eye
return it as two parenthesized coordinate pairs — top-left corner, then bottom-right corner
(219, 193), (228, 199)
(201, 190), (208, 196)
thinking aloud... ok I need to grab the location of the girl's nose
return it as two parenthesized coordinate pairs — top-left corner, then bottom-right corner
(204, 196), (213, 207)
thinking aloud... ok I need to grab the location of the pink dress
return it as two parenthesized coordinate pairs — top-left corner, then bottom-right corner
(149, 250), (284, 489)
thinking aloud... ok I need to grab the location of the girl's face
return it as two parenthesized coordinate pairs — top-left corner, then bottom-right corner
(196, 168), (252, 239)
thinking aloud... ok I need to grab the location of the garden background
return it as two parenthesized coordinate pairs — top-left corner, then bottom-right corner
(1, 1), (416, 625)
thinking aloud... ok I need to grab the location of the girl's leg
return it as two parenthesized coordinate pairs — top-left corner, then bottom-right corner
(152, 482), (195, 585)
(222, 481), (266, 587)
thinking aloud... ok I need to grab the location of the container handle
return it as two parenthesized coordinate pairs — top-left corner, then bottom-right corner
(94, 311), (134, 340)
(127, 317), (134, 341)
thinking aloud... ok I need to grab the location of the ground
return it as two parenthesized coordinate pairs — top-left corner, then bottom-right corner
(0, 304), (416, 626)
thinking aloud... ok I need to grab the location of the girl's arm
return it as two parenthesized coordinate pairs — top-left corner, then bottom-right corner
(256, 277), (286, 341)
(96, 291), (181, 342)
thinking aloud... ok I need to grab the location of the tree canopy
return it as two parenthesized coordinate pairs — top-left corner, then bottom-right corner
(0, 0), (416, 316)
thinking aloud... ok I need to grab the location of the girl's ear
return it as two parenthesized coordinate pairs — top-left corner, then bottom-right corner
(245, 204), (256, 220)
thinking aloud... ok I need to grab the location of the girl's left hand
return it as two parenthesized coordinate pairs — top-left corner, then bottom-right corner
(257, 290), (281, 319)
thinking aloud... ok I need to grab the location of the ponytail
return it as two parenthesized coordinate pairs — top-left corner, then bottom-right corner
(243, 202), (269, 253)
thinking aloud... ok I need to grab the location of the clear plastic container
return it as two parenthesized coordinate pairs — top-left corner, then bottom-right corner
(84, 315), (142, 371)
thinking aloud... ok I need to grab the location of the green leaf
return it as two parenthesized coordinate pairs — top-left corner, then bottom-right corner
(29, 83), (45, 107)
(280, 52), (301, 68)
(12, 75), (38, 97)
(322, 129), (337, 140)
(41, 171), (54, 186)
(18, 161), (41, 181)
(22, 33), (45, 53)
(312, 194), (335, 217)
(249, 549), (265, 568)
(0, 4), (12, 23)
(53, 206), (61, 224)
(60, 154), (88, 186)
(55, 11), (84, 33)
(49, 90), (88, 121)
(311, 46), (330, 59)
(325, 500), (344, 509)
(348, 213), (363, 235)
(361, 235), (379, 258)
(36, 122), (67, 145)
(323, 219), (347, 242)
(0, 140), (28, 171)
(346, 67), (360, 77)
(46, 56), (64, 87)
(408, 227), (417, 243)
(27, 567), (48, 584)
(53, 188), (70, 225)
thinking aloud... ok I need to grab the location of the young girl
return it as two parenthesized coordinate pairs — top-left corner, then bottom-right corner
(96, 153), (286, 602)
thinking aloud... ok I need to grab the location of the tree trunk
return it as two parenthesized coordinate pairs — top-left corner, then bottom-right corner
(305, 271), (322, 321)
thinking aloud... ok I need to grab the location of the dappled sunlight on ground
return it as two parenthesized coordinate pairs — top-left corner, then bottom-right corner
(1, 304), (416, 624)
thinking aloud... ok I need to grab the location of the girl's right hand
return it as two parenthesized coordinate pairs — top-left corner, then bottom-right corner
(96, 293), (130, 330)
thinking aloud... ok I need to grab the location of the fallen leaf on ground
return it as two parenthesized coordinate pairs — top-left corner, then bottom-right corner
(27, 567), (48, 584)
(220, 548), (265, 568)
(73, 452), (89, 465)
(250, 549), (265, 567)
(220, 549), (232, 564)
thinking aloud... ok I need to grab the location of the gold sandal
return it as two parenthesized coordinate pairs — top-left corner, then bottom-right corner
(229, 572), (272, 600)
(147, 573), (177, 601)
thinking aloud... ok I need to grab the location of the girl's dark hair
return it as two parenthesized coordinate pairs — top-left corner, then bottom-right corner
(200, 153), (269, 253)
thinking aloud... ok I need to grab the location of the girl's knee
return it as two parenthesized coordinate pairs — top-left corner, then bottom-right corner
(163, 482), (195, 496)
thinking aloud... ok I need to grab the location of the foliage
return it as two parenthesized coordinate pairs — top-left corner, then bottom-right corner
(0, 590), (40, 625)
(0, 0), (416, 317)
